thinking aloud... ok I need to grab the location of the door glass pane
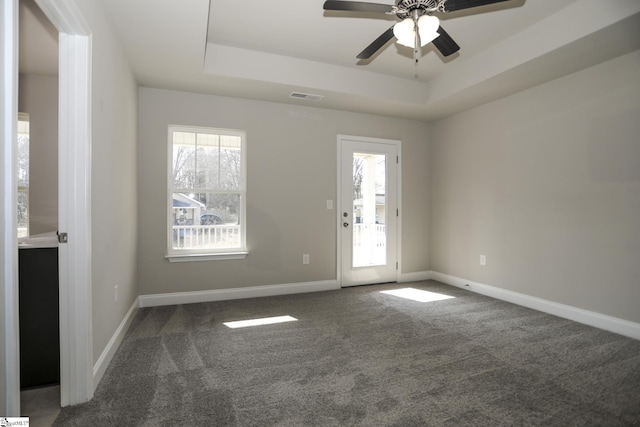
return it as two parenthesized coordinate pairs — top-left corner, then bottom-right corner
(352, 152), (386, 267)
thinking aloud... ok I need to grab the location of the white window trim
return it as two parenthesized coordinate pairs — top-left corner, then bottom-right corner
(166, 125), (247, 261)
(165, 251), (248, 263)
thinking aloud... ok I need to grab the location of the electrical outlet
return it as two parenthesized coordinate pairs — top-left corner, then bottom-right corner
(303, 254), (310, 265)
(480, 254), (487, 266)
(114, 285), (119, 303)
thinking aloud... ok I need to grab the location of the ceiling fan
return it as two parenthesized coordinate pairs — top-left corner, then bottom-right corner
(323, 0), (512, 62)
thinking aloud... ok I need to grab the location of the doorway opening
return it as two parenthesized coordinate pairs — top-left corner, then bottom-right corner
(17, 0), (61, 419)
(8, 0), (94, 414)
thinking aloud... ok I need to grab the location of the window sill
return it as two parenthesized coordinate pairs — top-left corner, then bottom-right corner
(165, 252), (248, 263)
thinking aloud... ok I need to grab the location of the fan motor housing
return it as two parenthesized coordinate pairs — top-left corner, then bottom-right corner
(395, 0), (441, 19)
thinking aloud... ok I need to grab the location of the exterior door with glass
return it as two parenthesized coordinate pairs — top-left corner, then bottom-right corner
(339, 136), (399, 287)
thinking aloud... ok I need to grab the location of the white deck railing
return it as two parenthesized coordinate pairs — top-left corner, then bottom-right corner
(172, 224), (240, 249)
(173, 223), (385, 255)
(352, 223), (386, 267)
(353, 224), (386, 247)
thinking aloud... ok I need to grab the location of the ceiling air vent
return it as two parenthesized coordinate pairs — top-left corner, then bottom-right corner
(290, 92), (324, 102)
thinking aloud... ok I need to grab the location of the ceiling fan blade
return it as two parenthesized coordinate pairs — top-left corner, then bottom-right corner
(431, 26), (460, 57)
(323, 0), (394, 13)
(443, 0), (511, 12)
(357, 26), (395, 59)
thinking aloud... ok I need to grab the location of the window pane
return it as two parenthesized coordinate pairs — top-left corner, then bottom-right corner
(190, 133), (242, 191)
(17, 127), (29, 188)
(220, 136), (242, 190)
(17, 190), (29, 238)
(171, 192), (241, 250)
(172, 131), (196, 189)
(17, 114), (29, 237)
(193, 192), (241, 224)
(196, 133), (220, 189)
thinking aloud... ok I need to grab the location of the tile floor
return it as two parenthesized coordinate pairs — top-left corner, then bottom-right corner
(21, 385), (61, 427)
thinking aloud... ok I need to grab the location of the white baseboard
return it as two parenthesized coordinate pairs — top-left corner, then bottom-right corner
(430, 271), (640, 340)
(139, 280), (340, 308)
(93, 297), (139, 389)
(398, 270), (433, 283)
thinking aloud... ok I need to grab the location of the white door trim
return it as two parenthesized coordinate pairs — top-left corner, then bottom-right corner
(2, 0), (92, 412)
(336, 134), (402, 287)
(36, 0), (94, 406)
(1, 0), (20, 416)
(57, 32), (93, 406)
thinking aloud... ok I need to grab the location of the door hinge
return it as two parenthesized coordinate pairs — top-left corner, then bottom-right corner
(57, 232), (68, 244)
(396, 262), (398, 270)
(396, 208), (399, 217)
(396, 155), (399, 164)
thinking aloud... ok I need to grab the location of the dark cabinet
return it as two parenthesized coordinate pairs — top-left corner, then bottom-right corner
(19, 247), (60, 389)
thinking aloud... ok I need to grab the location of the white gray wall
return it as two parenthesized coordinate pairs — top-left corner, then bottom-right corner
(137, 88), (431, 295)
(76, 0), (139, 365)
(18, 73), (57, 235)
(429, 50), (640, 323)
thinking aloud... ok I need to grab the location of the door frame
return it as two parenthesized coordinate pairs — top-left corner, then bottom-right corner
(37, 0), (94, 407)
(1, 0), (93, 414)
(336, 135), (402, 288)
(1, 0), (20, 415)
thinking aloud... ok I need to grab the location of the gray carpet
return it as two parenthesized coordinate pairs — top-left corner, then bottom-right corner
(54, 281), (640, 426)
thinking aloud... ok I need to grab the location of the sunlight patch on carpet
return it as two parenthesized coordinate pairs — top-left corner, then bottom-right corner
(223, 315), (298, 329)
(381, 288), (455, 303)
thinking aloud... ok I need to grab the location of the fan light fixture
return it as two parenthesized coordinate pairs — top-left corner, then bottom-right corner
(393, 14), (440, 48)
